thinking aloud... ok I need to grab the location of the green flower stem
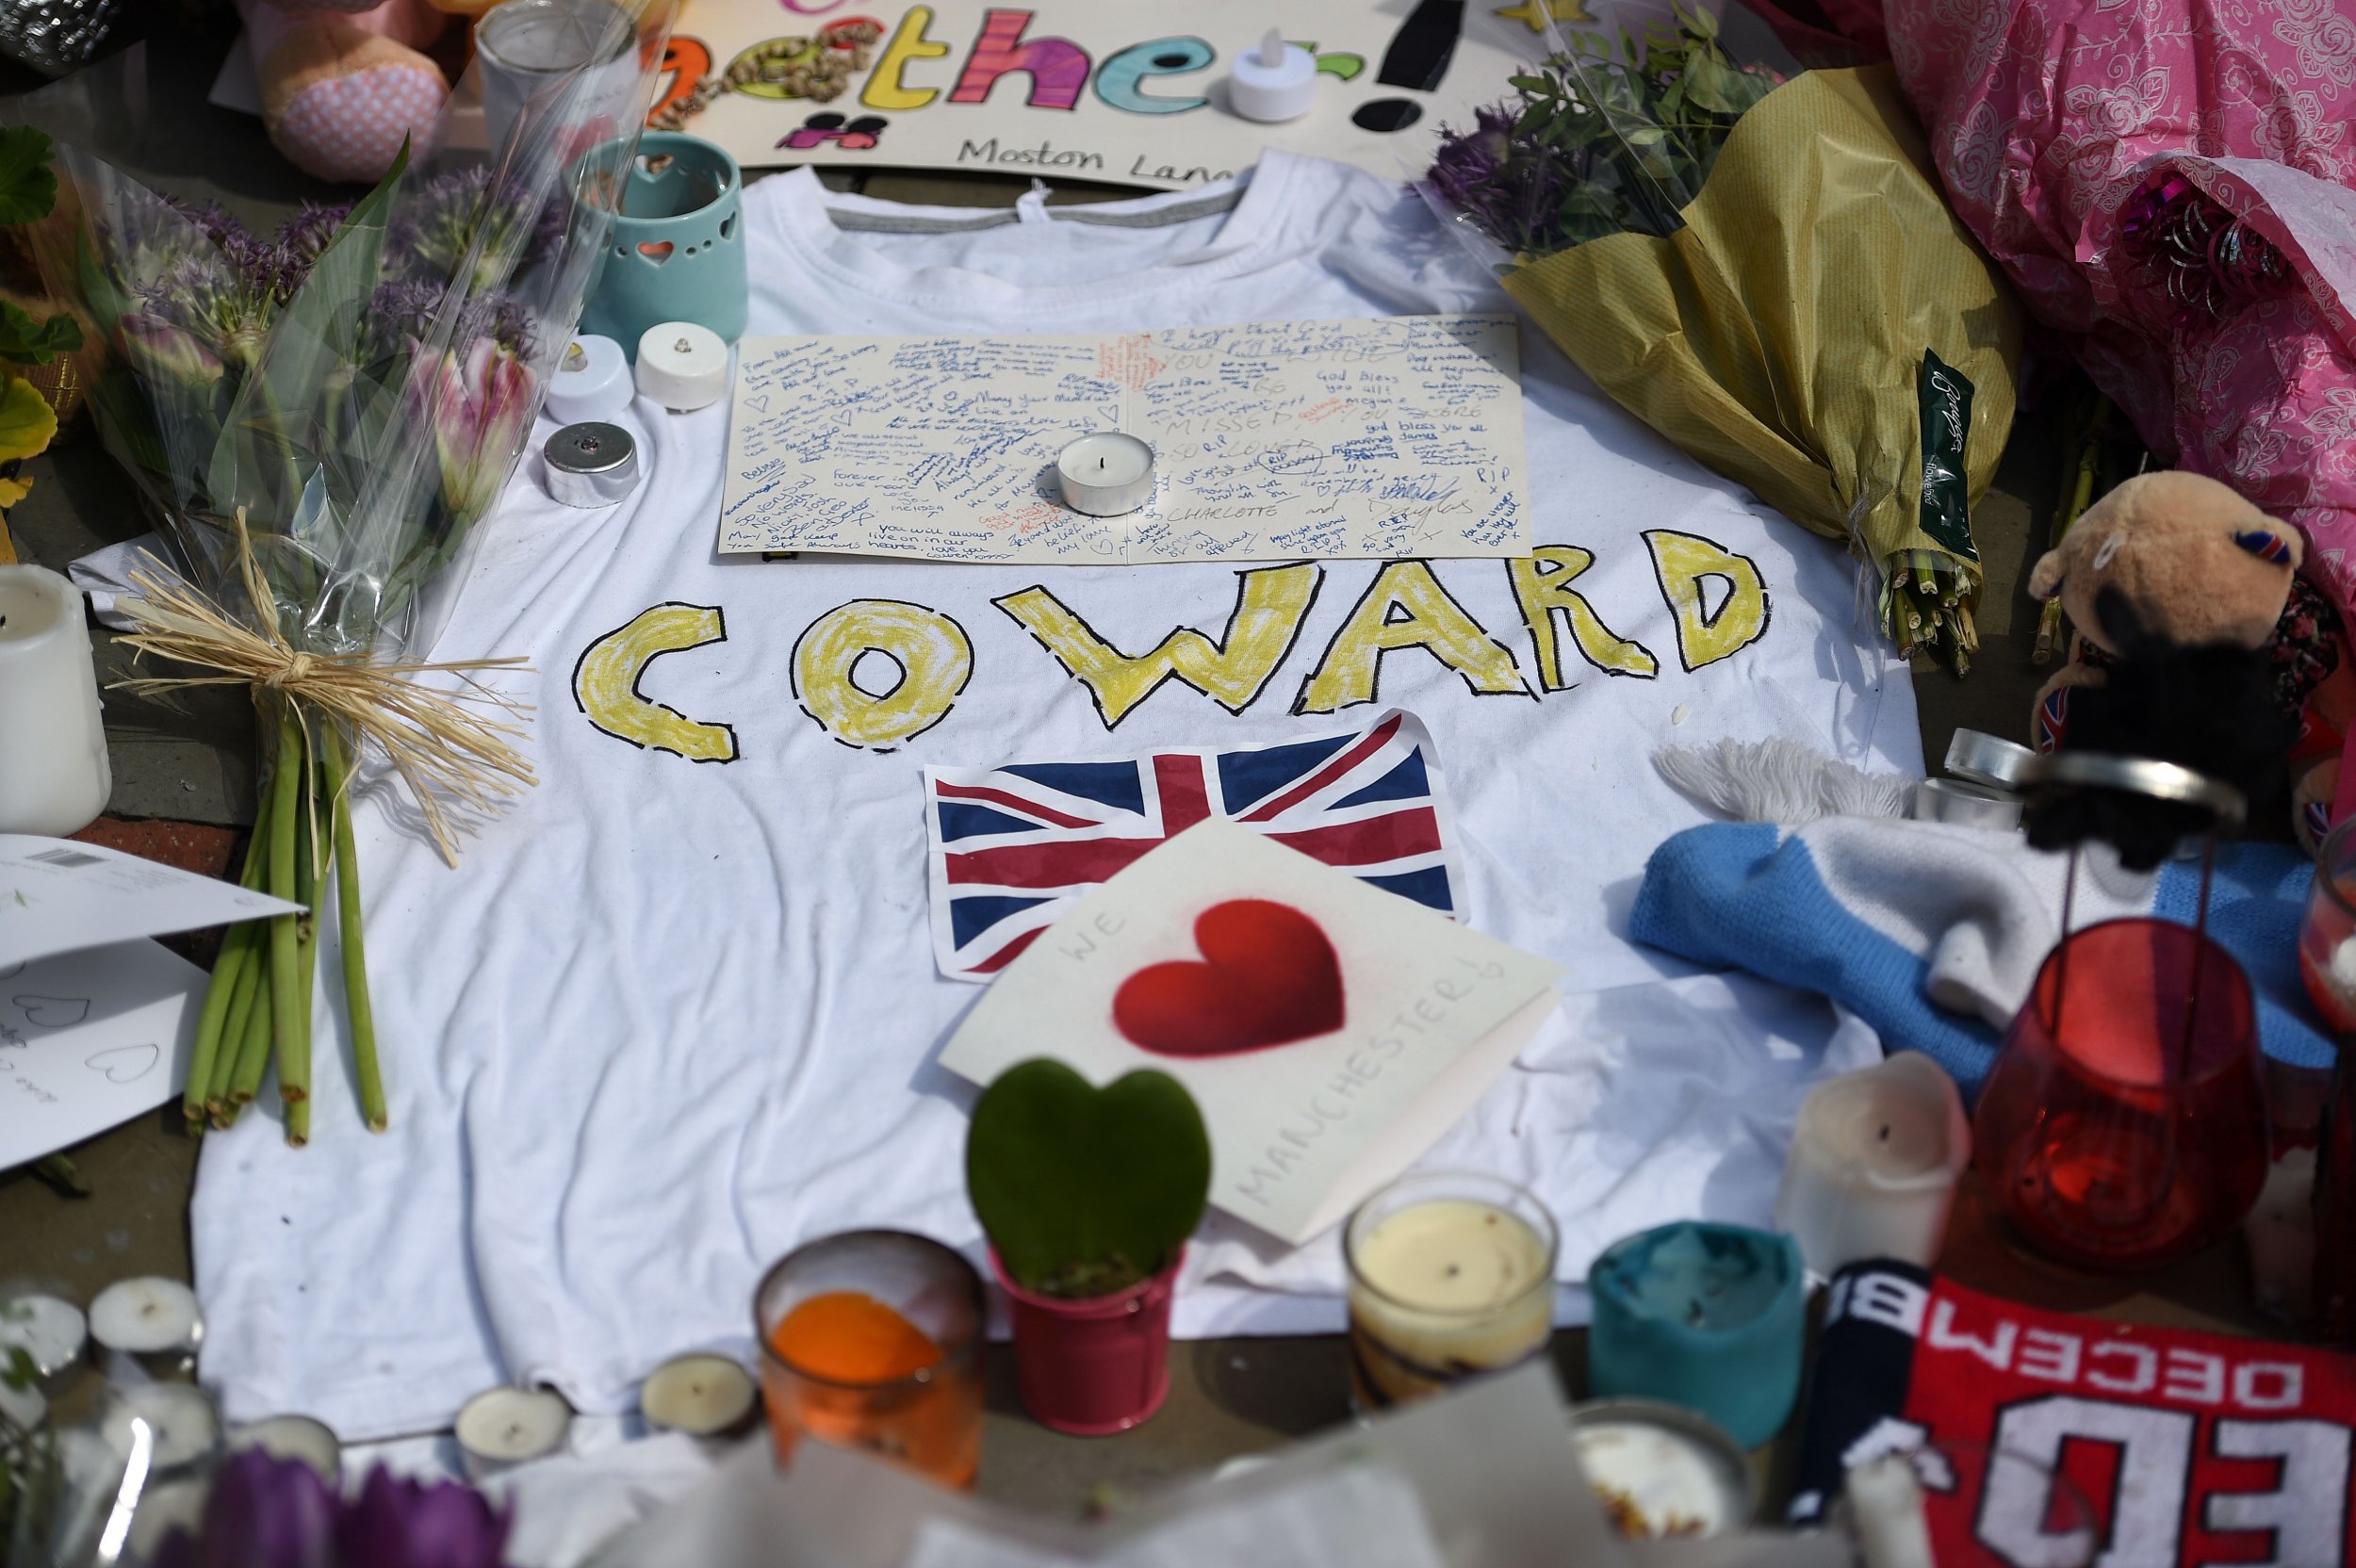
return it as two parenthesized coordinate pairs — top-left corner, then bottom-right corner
(224, 949), (275, 1114)
(324, 726), (384, 1133)
(181, 829), (272, 1123)
(205, 925), (265, 1114)
(282, 729), (319, 1148)
(265, 704), (307, 1124)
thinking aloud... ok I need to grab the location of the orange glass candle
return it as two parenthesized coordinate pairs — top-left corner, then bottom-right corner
(754, 1232), (985, 1489)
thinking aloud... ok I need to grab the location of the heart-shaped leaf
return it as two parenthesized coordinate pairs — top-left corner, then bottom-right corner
(968, 1059), (1210, 1298)
(0, 375), (57, 467)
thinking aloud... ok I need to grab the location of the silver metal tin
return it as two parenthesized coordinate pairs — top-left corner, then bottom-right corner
(1569, 1396), (1756, 1539)
(544, 421), (639, 508)
(1944, 728), (2037, 791)
(1914, 776), (2023, 830)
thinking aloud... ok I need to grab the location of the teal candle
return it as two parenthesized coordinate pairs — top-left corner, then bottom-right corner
(1585, 1222), (1804, 1449)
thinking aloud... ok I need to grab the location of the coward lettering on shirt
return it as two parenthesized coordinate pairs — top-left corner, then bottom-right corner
(571, 535), (1769, 759)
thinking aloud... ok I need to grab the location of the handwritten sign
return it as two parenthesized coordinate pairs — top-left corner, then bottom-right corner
(937, 818), (1562, 1244)
(0, 940), (203, 1171)
(718, 316), (1530, 564)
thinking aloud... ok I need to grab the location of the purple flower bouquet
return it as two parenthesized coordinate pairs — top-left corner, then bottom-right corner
(5, 21), (673, 1146)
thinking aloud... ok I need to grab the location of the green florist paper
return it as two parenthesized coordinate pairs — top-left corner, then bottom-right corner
(1499, 66), (2022, 599)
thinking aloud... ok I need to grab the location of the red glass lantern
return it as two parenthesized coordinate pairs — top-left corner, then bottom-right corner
(1976, 755), (2268, 1272)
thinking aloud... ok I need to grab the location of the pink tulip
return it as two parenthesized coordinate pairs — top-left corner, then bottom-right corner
(424, 337), (536, 523)
(120, 312), (224, 392)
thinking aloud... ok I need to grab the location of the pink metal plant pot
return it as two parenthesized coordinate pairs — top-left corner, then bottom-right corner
(991, 1247), (1183, 1437)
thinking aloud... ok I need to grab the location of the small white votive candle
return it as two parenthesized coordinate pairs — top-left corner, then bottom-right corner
(0, 564), (110, 837)
(1055, 433), (1156, 517)
(0, 1289), (88, 1378)
(1846, 1454), (1936, 1568)
(104, 1382), (221, 1473)
(454, 1385), (573, 1479)
(229, 1413), (343, 1479)
(640, 1352), (758, 1437)
(1570, 1398), (1754, 1540)
(1773, 1054), (1970, 1276)
(1345, 1173), (1558, 1412)
(88, 1276), (203, 1357)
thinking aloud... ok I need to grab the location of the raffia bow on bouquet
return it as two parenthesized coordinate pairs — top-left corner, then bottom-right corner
(8, 13), (674, 1143)
(1419, 10), (2022, 673)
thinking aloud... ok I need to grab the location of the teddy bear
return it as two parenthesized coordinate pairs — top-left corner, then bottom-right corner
(235, 0), (457, 185)
(2028, 469), (2354, 855)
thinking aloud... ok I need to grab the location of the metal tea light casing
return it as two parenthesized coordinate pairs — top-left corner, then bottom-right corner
(577, 133), (748, 358)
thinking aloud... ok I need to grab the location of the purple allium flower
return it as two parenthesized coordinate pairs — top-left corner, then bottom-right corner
(390, 167), (564, 293)
(335, 1466), (512, 1568)
(277, 202), (355, 273)
(150, 1449), (337, 1568)
(363, 279), (536, 364)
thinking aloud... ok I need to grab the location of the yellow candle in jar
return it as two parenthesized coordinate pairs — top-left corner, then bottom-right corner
(1347, 1183), (1557, 1412)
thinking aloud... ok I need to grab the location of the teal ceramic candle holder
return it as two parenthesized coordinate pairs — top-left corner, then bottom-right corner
(577, 132), (746, 358)
(1585, 1221), (1805, 1450)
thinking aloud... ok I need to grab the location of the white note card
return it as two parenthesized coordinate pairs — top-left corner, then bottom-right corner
(0, 835), (300, 967)
(718, 316), (1529, 564)
(0, 939), (204, 1170)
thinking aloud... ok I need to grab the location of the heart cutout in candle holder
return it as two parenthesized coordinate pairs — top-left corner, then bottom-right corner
(637, 241), (675, 264)
(85, 1043), (157, 1084)
(1113, 900), (1344, 1057)
(14, 994), (90, 1028)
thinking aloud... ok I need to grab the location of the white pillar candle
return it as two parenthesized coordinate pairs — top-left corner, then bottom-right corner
(1847, 1454), (1937, 1568)
(639, 1352), (758, 1437)
(0, 1290), (88, 1378)
(229, 1413), (342, 1479)
(454, 1385), (572, 1478)
(1346, 1184), (1557, 1411)
(88, 1277), (204, 1357)
(1773, 1054), (1970, 1275)
(1055, 433), (1156, 517)
(0, 564), (110, 837)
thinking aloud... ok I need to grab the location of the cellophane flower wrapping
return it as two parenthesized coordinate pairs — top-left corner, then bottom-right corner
(0, 8), (673, 1143)
(1418, 15), (2023, 671)
(1886, 0), (2356, 618)
(15, 12), (673, 662)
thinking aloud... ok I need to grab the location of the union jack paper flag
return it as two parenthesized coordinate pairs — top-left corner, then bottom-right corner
(922, 710), (1464, 982)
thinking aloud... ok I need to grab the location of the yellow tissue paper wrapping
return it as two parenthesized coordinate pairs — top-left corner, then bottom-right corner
(1499, 66), (2022, 660)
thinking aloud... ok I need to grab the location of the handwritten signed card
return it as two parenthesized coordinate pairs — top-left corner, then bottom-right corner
(938, 819), (1562, 1244)
(0, 939), (203, 1170)
(719, 316), (1529, 565)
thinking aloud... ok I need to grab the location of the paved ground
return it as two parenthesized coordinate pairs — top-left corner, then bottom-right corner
(0, 8), (2271, 1514)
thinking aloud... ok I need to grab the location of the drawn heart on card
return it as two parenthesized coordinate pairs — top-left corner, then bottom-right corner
(742, 393), (771, 416)
(1112, 900), (1344, 1057)
(85, 1044), (157, 1084)
(14, 995), (90, 1028)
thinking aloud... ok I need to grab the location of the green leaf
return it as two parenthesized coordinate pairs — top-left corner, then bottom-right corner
(0, 126), (57, 226)
(967, 1059), (1211, 1298)
(0, 375), (56, 466)
(0, 300), (81, 367)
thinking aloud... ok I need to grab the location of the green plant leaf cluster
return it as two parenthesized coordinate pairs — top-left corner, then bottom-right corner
(0, 123), (80, 515)
(967, 1059), (1212, 1299)
(1489, 6), (1780, 253)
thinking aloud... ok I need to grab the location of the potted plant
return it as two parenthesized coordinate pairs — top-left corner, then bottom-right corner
(966, 1059), (1210, 1435)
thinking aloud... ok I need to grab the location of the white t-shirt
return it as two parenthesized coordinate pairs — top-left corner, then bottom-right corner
(191, 154), (1916, 1439)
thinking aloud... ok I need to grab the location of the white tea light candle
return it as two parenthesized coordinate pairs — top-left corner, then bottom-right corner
(1228, 28), (1318, 122)
(545, 335), (632, 425)
(1773, 1054), (1970, 1275)
(1055, 433), (1156, 517)
(640, 1352), (758, 1436)
(230, 1413), (342, 1479)
(0, 564), (110, 837)
(635, 322), (730, 411)
(105, 1382), (221, 1472)
(88, 1276), (203, 1357)
(454, 1385), (572, 1478)
(1345, 1172), (1558, 1412)
(1571, 1398), (1754, 1540)
(0, 1290), (87, 1378)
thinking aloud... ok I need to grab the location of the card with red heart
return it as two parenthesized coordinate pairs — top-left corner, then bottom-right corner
(939, 818), (1562, 1245)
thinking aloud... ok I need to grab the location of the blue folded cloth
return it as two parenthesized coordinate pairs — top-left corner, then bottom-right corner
(1629, 819), (2331, 1096)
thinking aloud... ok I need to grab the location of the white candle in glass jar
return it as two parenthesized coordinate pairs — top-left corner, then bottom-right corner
(1346, 1180), (1557, 1410)
(0, 565), (110, 837)
(1773, 1054), (1970, 1275)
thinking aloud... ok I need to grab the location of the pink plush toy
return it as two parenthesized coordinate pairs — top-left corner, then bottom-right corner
(236, 0), (450, 184)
